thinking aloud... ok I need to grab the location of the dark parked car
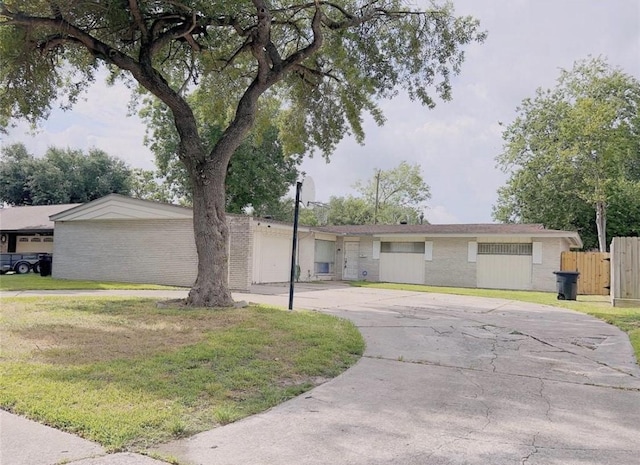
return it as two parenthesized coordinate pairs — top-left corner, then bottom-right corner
(0, 253), (41, 274)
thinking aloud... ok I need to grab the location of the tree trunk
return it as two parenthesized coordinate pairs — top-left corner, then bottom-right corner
(186, 156), (234, 307)
(595, 200), (607, 252)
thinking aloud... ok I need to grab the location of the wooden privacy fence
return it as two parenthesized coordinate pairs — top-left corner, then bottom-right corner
(611, 237), (640, 307)
(561, 251), (610, 295)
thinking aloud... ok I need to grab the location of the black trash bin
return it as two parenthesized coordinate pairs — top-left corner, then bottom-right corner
(553, 271), (579, 300)
(39, 253), (52, 277)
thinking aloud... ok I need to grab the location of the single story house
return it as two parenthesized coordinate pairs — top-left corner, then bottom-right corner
(50, 194), (301, 289)
(313, 224), (582, 292)
(50, 194), (582, 292)
(0, 203), (80, 254)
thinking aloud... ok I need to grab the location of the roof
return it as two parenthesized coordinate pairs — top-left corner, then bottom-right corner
(44, 195), (583, 248)
(0, 203), (81, 233)
(314, 223), (550, 235)
(314, 223), (583, 248)
(50, 194), (193, 221)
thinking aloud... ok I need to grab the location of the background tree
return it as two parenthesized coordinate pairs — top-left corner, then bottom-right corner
(147, 109), (303, 213)
(325, 196), (374, 225)
(0, 143), (131, 205)
(0, 1), (485, 306)
(355, 161), (430, 224)
(129, 168), (173, 203)
(494, 57), (640, 251)
(0, 143), (34, 205)
(279, 162), (430, 225)
(252, 197), (319, 226)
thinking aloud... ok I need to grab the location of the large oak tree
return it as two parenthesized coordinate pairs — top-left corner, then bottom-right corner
(0, 1), (485, 306)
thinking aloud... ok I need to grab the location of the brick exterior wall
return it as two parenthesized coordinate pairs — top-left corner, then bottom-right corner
(358, 237), (380, 282)
(53, 219), (198, 287)
(53, 216), (254, 290)
(532, 238), (566, 292)
(229, 215), (253, 291)
(424, 238), (477, 287)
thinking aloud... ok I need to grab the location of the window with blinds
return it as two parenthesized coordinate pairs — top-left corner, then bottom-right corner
(314, 240), (335, 274)
(477, 243), (532, 256)
(380, 242), (425, 254)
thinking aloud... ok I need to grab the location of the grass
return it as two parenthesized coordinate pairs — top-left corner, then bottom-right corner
(0, 296), (364, 451)
(0, 272), (182, 291)
(351, 281), (640, 362)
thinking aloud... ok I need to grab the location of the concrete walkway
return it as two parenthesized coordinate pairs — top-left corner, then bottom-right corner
(2, 284), (639, 465)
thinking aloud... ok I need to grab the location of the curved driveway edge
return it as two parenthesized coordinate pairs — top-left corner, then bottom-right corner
(156, 286), (640, 465)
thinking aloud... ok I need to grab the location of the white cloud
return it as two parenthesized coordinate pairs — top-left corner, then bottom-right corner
(425, 205), (461, 225)
(3, 77), (155, 170)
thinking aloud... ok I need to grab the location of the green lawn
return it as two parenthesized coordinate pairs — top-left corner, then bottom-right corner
(351, 282), (640, 362)
(0, 296), (364, 452)
(0, 272), (183, 291)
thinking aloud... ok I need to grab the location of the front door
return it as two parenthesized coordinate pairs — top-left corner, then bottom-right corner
(343, 241), (359, 280)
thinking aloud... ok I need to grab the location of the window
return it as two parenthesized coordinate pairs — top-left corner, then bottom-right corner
(18, 238), (28, 242)
(44, 238), (54, 243)
(477, 243), (532, 256)
(380, 242), (425, 254)
(314, 240), (335, 274)
(30, 237), (41, 242)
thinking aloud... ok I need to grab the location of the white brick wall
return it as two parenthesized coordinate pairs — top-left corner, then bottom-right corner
(532, 238), (566, 292)
(229, 215), (252, 291)
(53, 219), (198, 287)
(358, 237), (380, 282)
(53, 216), (254, 290)
(424, 238), (477, 287)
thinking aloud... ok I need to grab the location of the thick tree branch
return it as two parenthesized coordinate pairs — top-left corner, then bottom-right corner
(149, 12), (204, 57)
(128, 0), (149, 43)
(250, 0), (273, 84)
(280, 4), (323, 74)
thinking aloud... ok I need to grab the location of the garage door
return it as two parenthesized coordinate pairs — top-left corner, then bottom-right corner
(16, 236), (54, 253)
(477, 243), (532, 290)
(252, 232), (292, 283)
(379, 242), (425, 285)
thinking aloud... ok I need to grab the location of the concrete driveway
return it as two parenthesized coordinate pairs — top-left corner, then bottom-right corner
(2, 284), (639, 465)
(154, 285), (640, 465)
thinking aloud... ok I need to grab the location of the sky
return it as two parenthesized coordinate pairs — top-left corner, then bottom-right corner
(2, 0), (639, 224)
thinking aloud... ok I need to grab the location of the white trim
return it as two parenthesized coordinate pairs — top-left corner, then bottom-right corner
(314, 232), (338, 242)
(372, 240), (380, 260)
(532, 242), (543, 264)
(424, 241), (433, 261)
(51, 194), (192, 221)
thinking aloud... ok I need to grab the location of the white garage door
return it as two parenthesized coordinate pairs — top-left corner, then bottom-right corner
(477, 243), (532, 290)
(253, 232), (292, 283)
(379, 242), (425, 285)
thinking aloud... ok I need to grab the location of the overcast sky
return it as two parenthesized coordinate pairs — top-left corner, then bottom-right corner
(2, 1), (639, 223)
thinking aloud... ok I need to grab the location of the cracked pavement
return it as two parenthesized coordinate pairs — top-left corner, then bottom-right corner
(154, 285), (640, 465)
